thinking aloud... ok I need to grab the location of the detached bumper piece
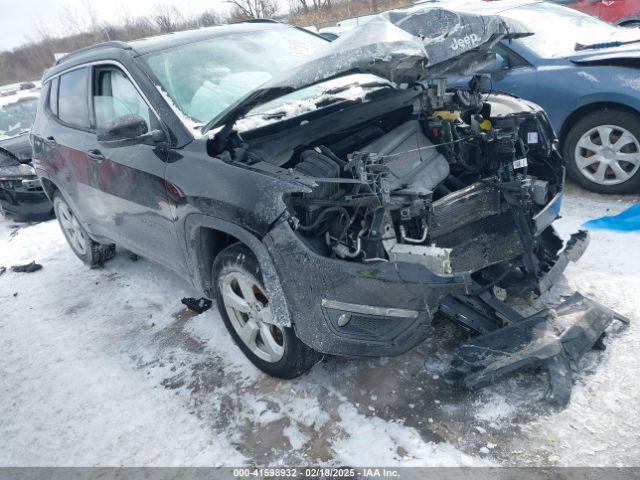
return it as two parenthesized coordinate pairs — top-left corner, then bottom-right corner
(447, 292), (629, 405)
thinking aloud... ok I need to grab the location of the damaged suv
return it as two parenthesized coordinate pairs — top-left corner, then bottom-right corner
(32, 6), (627, 405)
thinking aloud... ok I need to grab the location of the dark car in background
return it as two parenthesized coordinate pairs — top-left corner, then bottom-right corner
(30, 10), (625, 404)
(0, 86), (53, 221)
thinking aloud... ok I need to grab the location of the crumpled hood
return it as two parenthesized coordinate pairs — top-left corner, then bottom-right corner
(204, 4), (530, 133)
(0, 132), (32, 165)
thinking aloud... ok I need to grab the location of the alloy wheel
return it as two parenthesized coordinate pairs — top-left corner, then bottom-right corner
(220, 271), (284, 363)
(574, 124), (640, 186)
(56, 201), (87, 255)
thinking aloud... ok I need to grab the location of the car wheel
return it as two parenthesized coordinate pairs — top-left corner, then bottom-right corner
(52, 192), (115, 266)
(564, 109), (640, 194)
(212, 243), (322, 379)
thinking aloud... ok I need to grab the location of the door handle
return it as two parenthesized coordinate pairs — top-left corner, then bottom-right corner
(87, 149), (105, 161)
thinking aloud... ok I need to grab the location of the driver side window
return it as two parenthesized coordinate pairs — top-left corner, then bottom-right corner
(92, 67), (156, 130)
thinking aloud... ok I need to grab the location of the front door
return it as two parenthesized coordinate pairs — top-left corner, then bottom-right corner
(490, 44), (539, 104)
(82, 64), (187, 277)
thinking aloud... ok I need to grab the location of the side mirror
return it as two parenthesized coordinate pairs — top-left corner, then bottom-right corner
(97, 114), (166, 148)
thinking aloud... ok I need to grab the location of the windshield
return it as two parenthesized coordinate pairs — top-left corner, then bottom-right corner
(0, 96), (39, 140)
(143, 27), (327, 126)
(499, 3), (640, 58)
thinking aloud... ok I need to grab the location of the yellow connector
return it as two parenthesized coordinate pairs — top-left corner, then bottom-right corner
(432, 110), (461, 121)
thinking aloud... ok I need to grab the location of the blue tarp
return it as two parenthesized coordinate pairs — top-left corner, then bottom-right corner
(583, 204), (640, 232)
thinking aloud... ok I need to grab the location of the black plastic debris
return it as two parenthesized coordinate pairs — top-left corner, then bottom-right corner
(181, 297), (212, 314)
(0, 266), (5, 277)
(448, 292), (629, 406)
(11, 261), (43, 273)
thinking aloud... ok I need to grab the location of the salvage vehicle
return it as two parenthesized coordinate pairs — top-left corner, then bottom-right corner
(31, 7), (628, 405)
(0, 86), (53, 221)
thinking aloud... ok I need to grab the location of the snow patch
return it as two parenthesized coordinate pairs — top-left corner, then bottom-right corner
(332, 403), (490, 467)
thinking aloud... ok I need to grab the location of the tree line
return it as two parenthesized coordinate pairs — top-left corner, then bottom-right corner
(0, 0), (408, 85)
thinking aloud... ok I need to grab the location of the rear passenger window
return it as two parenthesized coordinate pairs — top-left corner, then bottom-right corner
(48, 77), (59, 116)
(58, 68), (90, 128)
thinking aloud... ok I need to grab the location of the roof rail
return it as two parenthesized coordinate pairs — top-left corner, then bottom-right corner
(55, 40), (131, 65)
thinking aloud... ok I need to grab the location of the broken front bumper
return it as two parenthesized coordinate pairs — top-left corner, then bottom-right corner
(264, 221), (472, 357)
(440, 229), (628, 405)
(263, 221), (591, 360)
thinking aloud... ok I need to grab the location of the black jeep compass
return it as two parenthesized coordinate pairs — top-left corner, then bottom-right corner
(31, 7), (625, 404)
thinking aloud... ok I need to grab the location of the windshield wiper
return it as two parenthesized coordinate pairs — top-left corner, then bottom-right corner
(576, 38), (640, 51)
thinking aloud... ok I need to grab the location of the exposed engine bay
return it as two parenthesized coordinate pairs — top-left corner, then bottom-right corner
(206, 65), (628, 404)
(197, 1), (630, 405)
(244, 79), (566, 294)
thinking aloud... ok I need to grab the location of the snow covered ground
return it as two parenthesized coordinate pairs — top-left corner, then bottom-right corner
(0, 183), (638, 467)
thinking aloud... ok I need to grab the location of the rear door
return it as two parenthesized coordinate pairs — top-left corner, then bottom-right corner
(82, 64), (187, 276)
(38, 68), (94, 228)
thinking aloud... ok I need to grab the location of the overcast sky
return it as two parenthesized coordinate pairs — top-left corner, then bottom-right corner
(0, 0), (233, 52)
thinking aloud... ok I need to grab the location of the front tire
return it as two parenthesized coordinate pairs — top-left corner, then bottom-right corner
(564, 109), (640, 194)
(212, 243), (322, 379)
(52, 192), (115, 266)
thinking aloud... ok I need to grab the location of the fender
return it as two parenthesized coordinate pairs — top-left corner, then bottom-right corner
(184, 212), (292, 327)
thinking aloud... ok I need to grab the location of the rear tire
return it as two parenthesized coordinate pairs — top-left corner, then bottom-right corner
(564, 108), (640, 194)
(52, 192), (115, 266)
(212, 243), (322, 379)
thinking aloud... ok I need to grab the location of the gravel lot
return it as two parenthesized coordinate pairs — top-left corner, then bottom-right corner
(1, 183), (638, 467)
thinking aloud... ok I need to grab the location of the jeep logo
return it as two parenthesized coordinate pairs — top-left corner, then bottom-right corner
(450, 33), (481, 51)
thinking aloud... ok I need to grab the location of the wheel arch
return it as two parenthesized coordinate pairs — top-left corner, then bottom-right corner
(558, 102), (640, 149)
(39, 176), (59, 201)
(184, 213), (292, 327)
(617, 16), (640, 27)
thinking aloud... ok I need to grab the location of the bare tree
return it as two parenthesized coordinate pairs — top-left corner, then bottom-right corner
(197, 10), (224, 28)
(153, 3), (184, 33)
(226, 0), (278, 20)
(294, 0), (332, 14)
